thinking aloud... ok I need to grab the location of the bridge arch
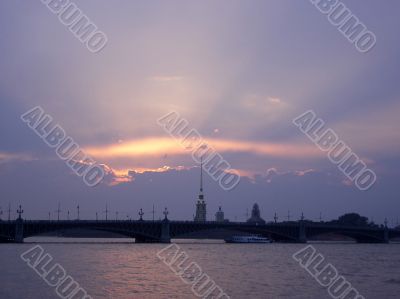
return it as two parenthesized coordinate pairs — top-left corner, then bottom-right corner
(22, 222), (162, 243)
(306, 229), (385, 243)
(170, 223), (300, 242)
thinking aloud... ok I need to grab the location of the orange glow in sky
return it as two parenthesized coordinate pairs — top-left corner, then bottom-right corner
(84, 137), (322, 159)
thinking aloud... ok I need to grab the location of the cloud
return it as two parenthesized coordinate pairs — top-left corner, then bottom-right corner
(81, 136), (323, 176)
(0, 0), (399, 224)
(149, 76), (184, 82)
(263, 167), (315, 181)
(0, 158), (397, 222)
(0, 152), (33, 163)
(241, 94), (289, 115)
(267, 97), (282, 104)
(333, 100), (400, 156)
(84, 137), (320, 159)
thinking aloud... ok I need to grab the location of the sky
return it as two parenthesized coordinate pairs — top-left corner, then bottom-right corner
(0, 0), (399, 224)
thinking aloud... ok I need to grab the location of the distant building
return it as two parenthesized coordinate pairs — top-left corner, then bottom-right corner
(194, 160), (206, 222)
(247, 203), (266, 225)
(215, 206), (224, 222)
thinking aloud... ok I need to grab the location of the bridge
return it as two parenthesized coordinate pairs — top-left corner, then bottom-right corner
(1, 215), (398, 244)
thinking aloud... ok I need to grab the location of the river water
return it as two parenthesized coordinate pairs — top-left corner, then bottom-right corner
(0, 238), (399, 298)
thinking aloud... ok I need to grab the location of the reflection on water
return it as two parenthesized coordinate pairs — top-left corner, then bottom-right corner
(1, 238), (400, 298)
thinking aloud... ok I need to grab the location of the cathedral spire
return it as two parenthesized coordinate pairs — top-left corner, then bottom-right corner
(195, 159), (206, 222)
(198, 158), (204, 201)
(200, 157), (203, 194)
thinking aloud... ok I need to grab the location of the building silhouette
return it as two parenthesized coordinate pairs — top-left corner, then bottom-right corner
(194, 160), (206, 222)
(215, 206), (224, 222)
(246, 203), (266, 225)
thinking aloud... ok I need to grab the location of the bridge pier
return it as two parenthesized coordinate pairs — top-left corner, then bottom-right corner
(297, 222), (307, 243)
(383, 227), (389, 244)
(134, 219), (170, 243)
(160, 219), (171, 243)
(14, 218), (24, 243)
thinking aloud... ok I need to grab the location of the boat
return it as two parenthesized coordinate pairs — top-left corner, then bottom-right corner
(224, 235), (272, 243)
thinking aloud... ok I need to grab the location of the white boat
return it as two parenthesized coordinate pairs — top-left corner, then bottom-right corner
(225, 235), (272, 243)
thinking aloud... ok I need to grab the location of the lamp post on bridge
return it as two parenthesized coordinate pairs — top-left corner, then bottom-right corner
(55, 203), (61, 221)
(163, 207), (169, 220)
(15, 205), (24, 243)
(103, 204), (109, 221)
(17, 205), (24, 219)
(139, 208), (144, 221)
